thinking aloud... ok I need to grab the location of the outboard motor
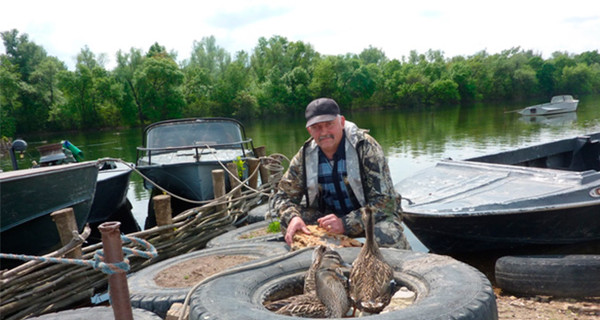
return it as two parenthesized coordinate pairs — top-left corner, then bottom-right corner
(9, 139), (28, 170)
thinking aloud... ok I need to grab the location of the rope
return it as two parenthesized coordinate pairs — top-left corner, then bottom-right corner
(0, 235), (157, 275)
(97, 151), (286, 207)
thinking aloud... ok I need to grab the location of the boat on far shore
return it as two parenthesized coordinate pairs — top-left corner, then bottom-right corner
(518, 95), (579, 116)
(396, 132), (600, 254)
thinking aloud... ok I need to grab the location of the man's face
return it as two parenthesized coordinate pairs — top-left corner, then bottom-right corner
(307, 116), (345, 157)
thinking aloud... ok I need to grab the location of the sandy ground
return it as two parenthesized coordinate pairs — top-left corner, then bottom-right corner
(494, 289), (600, 320)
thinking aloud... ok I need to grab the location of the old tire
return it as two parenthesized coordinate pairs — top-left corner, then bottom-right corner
(206, 220), (284, 248)
(189, 247), (498, 320)
(247, 203), (277, 224)
(495, 254), (600, 297)
(128, 242), (289, 318)
(28, 306), (160, 319)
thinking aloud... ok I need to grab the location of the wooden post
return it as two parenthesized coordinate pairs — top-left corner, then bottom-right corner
(153, 194), (173, 232)
(247, 158), (260, 189)
(212, 169), (226, 212)
(51, 208), (82, 259)
(253, 146), (269, 184)
(226, 162), (242, 198)
(99, 221), (134, 320)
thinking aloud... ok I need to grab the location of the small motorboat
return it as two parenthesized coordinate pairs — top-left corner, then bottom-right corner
(34, 141), (135, 230)
(395, 133), (600, 254)
(136, 117), (256, 228)
(518, 95), (579, 116)
(0, 161), (99, 268)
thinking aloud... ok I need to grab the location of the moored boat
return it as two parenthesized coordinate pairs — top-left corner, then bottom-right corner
(395, 133), (600, 254)
(518, 95), (579, 116)
(136, 117), (255, 228)
(34, 141), (138, 238)
(0, 161), (99, 267)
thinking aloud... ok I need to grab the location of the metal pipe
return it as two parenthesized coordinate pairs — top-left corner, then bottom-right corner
(99, 221), (133, 320)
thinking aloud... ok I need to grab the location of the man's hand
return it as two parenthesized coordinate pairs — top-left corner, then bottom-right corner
(317, 214), (345, 234)
(285, 216), (311, 245)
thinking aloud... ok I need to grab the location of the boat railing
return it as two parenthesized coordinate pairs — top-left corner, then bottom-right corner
(136, 138), (254, 165)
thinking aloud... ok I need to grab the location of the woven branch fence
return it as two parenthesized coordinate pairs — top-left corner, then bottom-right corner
(0, 154), (284, 320)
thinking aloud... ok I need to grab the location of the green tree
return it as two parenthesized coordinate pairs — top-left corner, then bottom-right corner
(53, 46), (123, 130)
(559, 63), (593, 94)
(114, 48), (145, 125)
(0, 56), (21, 137)
(396, 66), (429, 107)
(448, 58), (477, 102)
(134, 54), (185, 123)
(212, 57), (252, 116)
(429, 79), (460, 105)
(182, 36), (232, 117)
(250, 36), (318, 113)
(1, 29), (49, 132)
(358, 46), (387, 66)
(30, 57), (67, 127)
(188, 36), (231, 78)
(512, 65), (539, 99)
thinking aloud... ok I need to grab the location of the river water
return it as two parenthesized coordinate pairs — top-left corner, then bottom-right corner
(3, 95), (600, 251)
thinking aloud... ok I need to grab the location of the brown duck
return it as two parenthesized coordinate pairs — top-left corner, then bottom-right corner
(304, 245), (327, 294)
(265, 246), (351, 318)
(315, 248), (352, 317)
(349, 207), (396, 314)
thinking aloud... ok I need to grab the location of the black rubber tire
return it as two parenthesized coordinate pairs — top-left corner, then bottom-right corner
(206, 220), (284, 248)
(495, 254), (600, 297)
(27, 306), (161, 319)
(189, 247), (498, 320)
(247, 203), (276, 224)
(128, 242), (289, 318)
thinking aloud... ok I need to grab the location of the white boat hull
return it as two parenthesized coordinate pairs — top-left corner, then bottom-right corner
(518, 95), (579, 116)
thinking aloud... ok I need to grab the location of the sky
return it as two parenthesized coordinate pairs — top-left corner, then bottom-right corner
(2, 0), (599, 70)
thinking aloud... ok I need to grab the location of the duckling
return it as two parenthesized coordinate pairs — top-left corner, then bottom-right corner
(349, 207), (395, 314)
(265, 246), (350, 318)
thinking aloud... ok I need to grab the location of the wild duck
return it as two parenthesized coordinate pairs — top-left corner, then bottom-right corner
(304, 245), (327, 293)
(315, 247), (352, 317)
(265, 292), (327, 317)
(349, 207), (396, 314)
(265, 246), (350, 318)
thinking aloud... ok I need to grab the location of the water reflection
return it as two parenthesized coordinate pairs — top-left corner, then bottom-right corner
(518, 112), (577, 125)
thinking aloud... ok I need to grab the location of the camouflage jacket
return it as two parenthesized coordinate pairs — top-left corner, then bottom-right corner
(273, 120), (402, 237)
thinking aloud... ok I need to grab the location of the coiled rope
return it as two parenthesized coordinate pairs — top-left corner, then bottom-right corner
(0, 235), (157, 275)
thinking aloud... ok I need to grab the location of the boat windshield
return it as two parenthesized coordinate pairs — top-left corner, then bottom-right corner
(551, 95), (573, 103)
(146, 121), (243, 149)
